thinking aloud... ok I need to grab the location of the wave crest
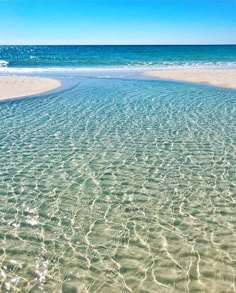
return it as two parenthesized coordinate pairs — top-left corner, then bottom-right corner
(0, 60), (9, 67)
(0, 61), (236, 73)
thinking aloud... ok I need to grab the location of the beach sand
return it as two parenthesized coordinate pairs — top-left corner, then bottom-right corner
(0, 76), (61, 100)
(144, 69), (236, 89)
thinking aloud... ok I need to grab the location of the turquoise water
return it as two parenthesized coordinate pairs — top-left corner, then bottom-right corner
(1, 45), (236, 71)
(1, 76), (236, 292)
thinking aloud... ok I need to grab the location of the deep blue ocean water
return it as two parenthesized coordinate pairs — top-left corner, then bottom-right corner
(0, 45), (236, 72)
(0, 46), (236, 292)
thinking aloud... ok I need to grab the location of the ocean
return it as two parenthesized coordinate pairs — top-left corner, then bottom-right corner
(1, 45), (236, 72)
(0, 46), (236, 292)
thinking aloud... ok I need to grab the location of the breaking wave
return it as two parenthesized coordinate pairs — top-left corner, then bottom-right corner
(0, 61), (236, 74)
(0, 60), (9, 67)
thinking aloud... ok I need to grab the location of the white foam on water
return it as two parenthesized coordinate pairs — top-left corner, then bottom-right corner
(0, 61), (236, 74)
(0, 60), (9, 67)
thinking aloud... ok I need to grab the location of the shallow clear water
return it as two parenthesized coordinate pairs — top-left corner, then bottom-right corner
(1, 77), (236, 292)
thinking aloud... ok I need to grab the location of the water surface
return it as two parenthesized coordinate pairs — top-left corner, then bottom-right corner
(1, 45), (236, 72)
(0, 77), (236, 292)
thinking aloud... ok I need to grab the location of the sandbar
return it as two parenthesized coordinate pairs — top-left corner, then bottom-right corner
(144, 69), (236, 89)
(0, 76), (61, 100)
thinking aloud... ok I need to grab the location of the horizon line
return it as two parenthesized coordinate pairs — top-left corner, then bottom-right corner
(1, 44), (236, 46)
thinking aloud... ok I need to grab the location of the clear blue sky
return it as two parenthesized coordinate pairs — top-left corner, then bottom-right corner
(0, 0), (236, 45)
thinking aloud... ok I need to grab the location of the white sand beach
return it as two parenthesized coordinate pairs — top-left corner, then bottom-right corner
(144, 69), (236, 89)
(0, 76), (61, 100)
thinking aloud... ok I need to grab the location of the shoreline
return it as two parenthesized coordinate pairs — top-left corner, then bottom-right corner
(0, 76), (61, 101)
(1, 69), (236, 102)
(144, 69), (236, 89)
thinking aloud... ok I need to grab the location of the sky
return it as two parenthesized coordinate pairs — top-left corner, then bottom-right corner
(0, 0), (236, 45)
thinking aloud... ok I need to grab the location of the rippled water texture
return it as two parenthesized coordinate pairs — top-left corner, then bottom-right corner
(1, 78), (236, 292)
(1, 45), (236, 70)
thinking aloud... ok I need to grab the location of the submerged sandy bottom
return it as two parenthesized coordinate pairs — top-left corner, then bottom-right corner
(144, 69), (236, 89)
(1, 77), (236, 292)
(0, 76), (61, 100)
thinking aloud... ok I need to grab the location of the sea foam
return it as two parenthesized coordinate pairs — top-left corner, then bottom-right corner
(0, 60), (9, 67)
(0, 61), (236, 74)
